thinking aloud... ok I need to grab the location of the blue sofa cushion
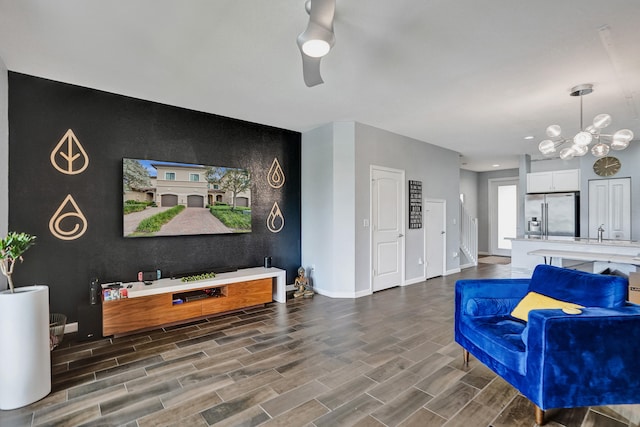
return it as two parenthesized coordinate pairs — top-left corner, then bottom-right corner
(466, 297), (520, 316)
(528, 265), (627, 308)
(459, 314), (527, 375)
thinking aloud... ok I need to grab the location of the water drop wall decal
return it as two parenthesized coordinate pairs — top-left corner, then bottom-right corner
(50, 129), (89, 175)
(49, 194), (88, 240)
(267, 201), (285, 233)
(267, 158), (285, 189)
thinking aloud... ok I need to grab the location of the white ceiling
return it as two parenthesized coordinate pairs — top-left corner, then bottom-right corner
(1, 0), (639, 171)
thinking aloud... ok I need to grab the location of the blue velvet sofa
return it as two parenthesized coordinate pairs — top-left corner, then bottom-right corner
(455, 264), (640, 425)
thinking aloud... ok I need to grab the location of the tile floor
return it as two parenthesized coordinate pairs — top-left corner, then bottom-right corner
(0, 263), (636, 427)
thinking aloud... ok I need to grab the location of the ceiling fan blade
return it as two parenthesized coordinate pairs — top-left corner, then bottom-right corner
(308, 0), (335, 34)
(296, 0), (335, 87)
(301, 54), (323, 87)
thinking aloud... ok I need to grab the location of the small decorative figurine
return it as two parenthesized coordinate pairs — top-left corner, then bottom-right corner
(293, 266), (314, 298)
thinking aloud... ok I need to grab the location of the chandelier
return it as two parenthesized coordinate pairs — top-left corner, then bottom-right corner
(538, 84), (634, 160)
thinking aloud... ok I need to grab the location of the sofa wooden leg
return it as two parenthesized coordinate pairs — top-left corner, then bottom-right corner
(463, 349), (469, 365)
(535, 406), (545, 426)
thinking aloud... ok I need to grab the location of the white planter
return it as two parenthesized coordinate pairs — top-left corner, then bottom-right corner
(0, 285), (51, 410)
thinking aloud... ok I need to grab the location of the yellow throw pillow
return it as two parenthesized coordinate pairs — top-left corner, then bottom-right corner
(511, 291), (583, 322)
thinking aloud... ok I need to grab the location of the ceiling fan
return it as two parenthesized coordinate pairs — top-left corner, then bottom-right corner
(296, 0), (336, 87)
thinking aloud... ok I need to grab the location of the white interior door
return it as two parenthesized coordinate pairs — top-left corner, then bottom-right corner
(589, 178), (631, 240)
(425, 200), (445, 279)
(489, 178), (518, 257)
(371, 167), (405, 292)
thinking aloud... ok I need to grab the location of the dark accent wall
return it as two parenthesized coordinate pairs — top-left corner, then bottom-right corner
(8, 72), (301, 321)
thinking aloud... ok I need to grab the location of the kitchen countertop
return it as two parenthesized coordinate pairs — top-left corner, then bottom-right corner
(527, 249), (640, 264)
(508, 236), (640, 248)
(509, 237), (640, 278)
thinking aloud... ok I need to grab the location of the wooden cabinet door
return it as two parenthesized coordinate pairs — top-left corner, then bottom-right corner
(103, 293), (201, 336)
(103, 278), (273, 336)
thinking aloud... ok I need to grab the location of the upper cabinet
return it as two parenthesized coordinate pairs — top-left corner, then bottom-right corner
(527, 169), (580, 193)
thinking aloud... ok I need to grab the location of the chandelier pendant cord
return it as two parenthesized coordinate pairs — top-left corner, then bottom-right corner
(579, 95), (584, 131)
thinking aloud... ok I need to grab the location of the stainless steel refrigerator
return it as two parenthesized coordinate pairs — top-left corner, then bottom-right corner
(524, 192), (579, 238)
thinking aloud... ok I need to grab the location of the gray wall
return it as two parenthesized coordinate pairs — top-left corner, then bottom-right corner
(354, 123), (460, 292)
(301, 124), (332, 294)
(578, 142), (640, 240)
(302, 121), (461, 298)
(459, 169), (478, 265)
(301, 122), (357, 297)
(515, 146), (640, 242)
(459, 169), (478, 219)
(476, 168), (519, 253)
(0, 58), (7, 290)
(470, 145), (640, 255)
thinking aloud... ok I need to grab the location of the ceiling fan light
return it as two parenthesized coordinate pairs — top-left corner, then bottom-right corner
(546, 125), (562, 138)
(559, 147), (575, 160)
(573, 131), (593, 146)
(592, 113), (612, 129)
(591, 143), (610, 157)
(538, 139), (556, 155)
(302, 39), (331, 57)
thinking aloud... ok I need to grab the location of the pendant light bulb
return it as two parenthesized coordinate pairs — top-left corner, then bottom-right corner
(573, 131), (593, 147)
(592, 113), (612, 130)
(591, 143), (610, 158)
(546, 125), (562, 138)
(538, 139), (556, 155)
(559, 147), (575, 160)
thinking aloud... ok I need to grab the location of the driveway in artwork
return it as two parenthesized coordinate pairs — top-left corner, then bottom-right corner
(155, 207), (231, 236)
(123, 206), (173, 236)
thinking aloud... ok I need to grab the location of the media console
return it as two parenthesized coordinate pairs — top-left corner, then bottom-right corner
(102, 267), (286, 336)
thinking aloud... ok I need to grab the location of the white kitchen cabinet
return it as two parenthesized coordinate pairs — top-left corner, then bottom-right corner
(527, 169), (580, 193)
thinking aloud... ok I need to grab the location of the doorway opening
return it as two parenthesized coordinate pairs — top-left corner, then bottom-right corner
(489, 178), (518, 257)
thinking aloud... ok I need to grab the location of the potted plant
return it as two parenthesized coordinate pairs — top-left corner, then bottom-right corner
(0, 231), (51, 410)
(0, 231), (37, 292)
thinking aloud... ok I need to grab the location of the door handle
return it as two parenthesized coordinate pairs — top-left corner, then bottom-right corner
(441, 231), (446, 234)
(398, 233), (404, 238)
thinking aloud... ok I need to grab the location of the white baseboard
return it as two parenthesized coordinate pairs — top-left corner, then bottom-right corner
(459, 262), (476, 270)
(444, 267), (461, 276)
(314, 287), (372, 299)
(403, 276), (426, 286)
(354, 289), (372, 298)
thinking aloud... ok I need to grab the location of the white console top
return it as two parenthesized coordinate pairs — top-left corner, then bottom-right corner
(112, 267), (286, 301)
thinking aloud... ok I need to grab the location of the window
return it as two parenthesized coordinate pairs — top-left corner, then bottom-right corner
(213, 184), (219, 190)
(165, 172), (176, 181)
(189, 173), (199, 182)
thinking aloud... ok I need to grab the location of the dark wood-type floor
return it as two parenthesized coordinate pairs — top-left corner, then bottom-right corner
(1, 264), (636, 427)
